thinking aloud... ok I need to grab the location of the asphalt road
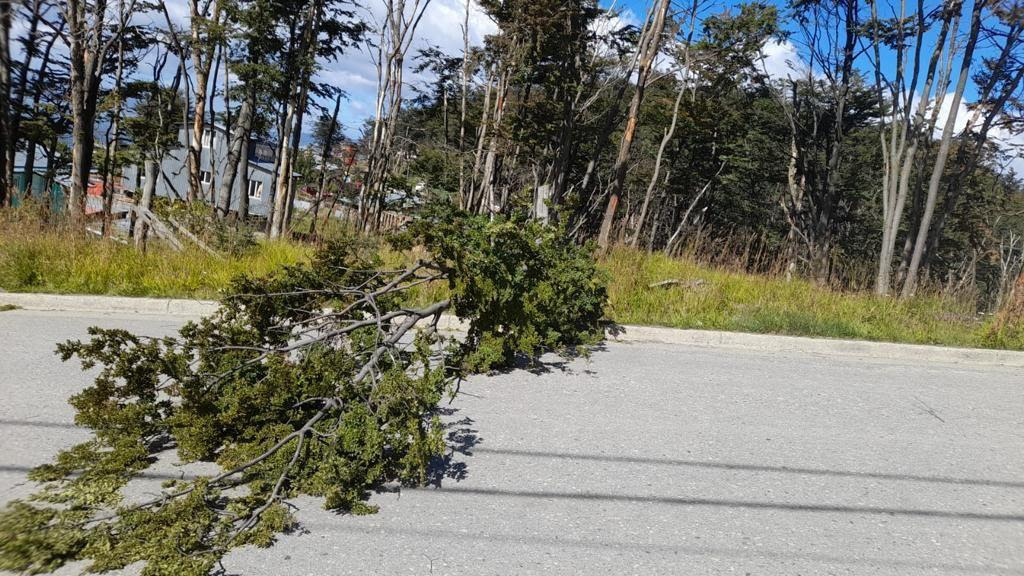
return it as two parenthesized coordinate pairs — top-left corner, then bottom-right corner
(1, 309), (1022, 575)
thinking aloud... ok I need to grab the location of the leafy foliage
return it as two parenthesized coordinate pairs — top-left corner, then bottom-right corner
(399, 204), (608, 371)
(0, 214), (605, 575)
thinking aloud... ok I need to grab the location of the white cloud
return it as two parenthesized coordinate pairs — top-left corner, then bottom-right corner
(925, 93), (1024, 176)
(322, 0), (497, 137)
(757, 39), (806, 81)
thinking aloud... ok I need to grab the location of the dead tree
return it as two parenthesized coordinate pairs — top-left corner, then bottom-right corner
(629, 0), (699, 247)
(901, 0), (984, 298)
(596, 0), (671, 251)
(871, 0), (956, 295)
(360, 0), (433, 231)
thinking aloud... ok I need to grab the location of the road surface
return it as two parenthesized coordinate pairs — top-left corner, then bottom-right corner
(1, 309), (1022, 575)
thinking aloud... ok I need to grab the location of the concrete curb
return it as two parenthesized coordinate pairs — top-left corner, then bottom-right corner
(0, 292), (220, 317)
(606, 324), (1024, 368)
(3, 292), (1024, 367)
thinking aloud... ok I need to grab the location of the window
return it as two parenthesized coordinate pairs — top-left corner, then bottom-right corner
(201, 130), (214, 149)
(200, 170), (212, 185)
(247, 179), (263, 200)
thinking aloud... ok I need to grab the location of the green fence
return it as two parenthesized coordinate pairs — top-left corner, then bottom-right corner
(11, 171), (64, 213)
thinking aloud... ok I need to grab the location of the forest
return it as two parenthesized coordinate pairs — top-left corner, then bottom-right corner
(0, 0), (1022, 307)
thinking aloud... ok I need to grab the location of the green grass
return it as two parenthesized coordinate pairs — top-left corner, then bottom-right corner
(0, 221), (310, 299)
(1, 216), (1020, 350)
(604, 247), (1020, 350)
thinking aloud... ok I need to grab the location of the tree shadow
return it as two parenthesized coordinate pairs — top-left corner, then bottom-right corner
(493, 341), (608, 376)
(603, 320), (626, 339)
(426, 407), (482, 488)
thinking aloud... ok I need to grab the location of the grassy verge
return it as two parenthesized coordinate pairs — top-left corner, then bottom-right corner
(604, 247), (1019, 350)
(0, 221), (310, 299)
(1, 219), (1019, 350)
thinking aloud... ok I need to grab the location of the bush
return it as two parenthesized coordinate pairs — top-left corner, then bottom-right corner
(0, 213), (606, 575)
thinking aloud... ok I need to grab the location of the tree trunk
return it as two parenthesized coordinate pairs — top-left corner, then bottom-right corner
(269, 96), (298, 238)
(66, 0), (117, 219)
(901, 0), (983, 298)
(135, 158), (158, 249)
(102, 8), (126, 237)
(217, 94), (254, 218)
(919, 25), (1024, 274)
(629, 81), (685, 247)
(236, 137), (251, 223)
(310, 93), (342, 237)
(186, 0), (222, 204)
(457, 0), (470, 205)
(283, 77), (312, 233)
(596, 0), (671, 251)
(0, 0), (10, 206)
(873, 0), (953, 295)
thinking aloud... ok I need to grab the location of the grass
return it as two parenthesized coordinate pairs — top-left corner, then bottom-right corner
(0, 216), (310, 299)
(604, 247), (1020, 350)
(1, 212), (1020, 350)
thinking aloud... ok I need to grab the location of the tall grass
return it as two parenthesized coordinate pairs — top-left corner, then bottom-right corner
(605, 247), (1019, 350)
(1, 208), (1020, 350)
(0, 210), (310, 299)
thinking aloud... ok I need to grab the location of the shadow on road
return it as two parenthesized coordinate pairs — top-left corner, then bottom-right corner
(413, 485), (1024, 522)
(470, 446), (1024, 489)
(426, 407), (482, 488)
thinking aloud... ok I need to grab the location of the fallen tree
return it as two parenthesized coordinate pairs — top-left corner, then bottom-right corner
(0, 207), (607, 575)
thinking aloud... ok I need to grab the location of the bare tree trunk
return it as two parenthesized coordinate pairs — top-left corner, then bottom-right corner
(102, 2), (127, 236)
(361, 0), (433, 230)
(919, 22), (1024, 273)
(66, 0), (101, 218)
(283, 77), (312, 232)
(901, 0), (983, 298)
(236, 138), (251, 223)
(629, 82), (684, 247)
(465, 63), (495, 213)
(186, 0), (222, 203)
(217, 94), (254, 218)
(596, 0), (670, 251)
(65, 0), (135, 219)
(457, 0), (470, 206)
(628, 0), (697, 246)
(269, 95), (298, 238)
(0, 0), (10, 206)
(310, 93), (342, 238)
(873, 0), (953, 295)
(135, 159), (159, 249)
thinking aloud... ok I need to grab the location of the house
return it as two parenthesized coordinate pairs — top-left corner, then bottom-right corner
(121, 125), (289, 219)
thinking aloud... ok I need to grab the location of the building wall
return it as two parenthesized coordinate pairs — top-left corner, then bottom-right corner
(121, 126), (278, 218)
